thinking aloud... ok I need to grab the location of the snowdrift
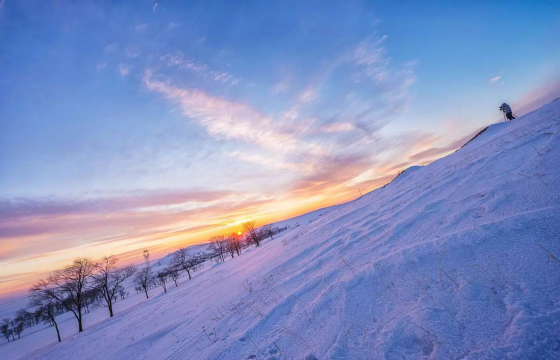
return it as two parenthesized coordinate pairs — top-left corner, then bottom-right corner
(14, 100), (560, 359)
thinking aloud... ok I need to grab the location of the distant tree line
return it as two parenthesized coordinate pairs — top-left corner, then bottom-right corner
(1, 256), (136, 344)
(1, 221), (286, 344)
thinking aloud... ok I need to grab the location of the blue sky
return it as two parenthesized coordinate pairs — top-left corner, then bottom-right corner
(0, 0), (559, 295)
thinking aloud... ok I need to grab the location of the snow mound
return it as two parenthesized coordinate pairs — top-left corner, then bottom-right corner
(388, 165), (424, 186)
(14, 100), (560, 359)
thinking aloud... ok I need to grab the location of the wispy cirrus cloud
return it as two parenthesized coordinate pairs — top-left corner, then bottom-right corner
(299, 89), (316, 102)
(272, 81), (289, 95)
(352, 35), (390, 82)
(167, 22), (180, 30)
(144, 71), (317, 154)
(119, 63), (132, 76)
(0, 188), (235, 220)
(305, 35), (417, 137)
(160, 52), (240, 85)
(146, 34), (420, 196)
(490, 70), (506, 83)
(125, 46), (140, 58)
(104, 42), (119, 53)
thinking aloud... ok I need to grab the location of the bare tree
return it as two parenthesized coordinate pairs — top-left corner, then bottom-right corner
(230, 233), (242, 256)
(118, 286), (128, 300)
(168, 267), (180, 287)
(12, 311), (30, 339)
(133, 267), (154, 299)
(209, 236), (227, 262)
(91, 256), (136, 318)
(82, 288), (100, 314)
(1, 319), (12, 342)
(156, 271), (169, 293)
(15, 309), (34, 328)
(10, 319), (23, 340)
(262, 225), (275, 240)
(36, 305), (61, 342)
(16, 310), (31, 328)
(47, 258), (95, 332)
(172, 248), (199, 279)
(243, 221), (262, 247)
(225, 235), (237, 258)
(29, 285), (62, 342)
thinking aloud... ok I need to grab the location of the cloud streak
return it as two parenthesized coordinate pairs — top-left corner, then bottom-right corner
(0, 188), (235, 220)
(160, 52), (240, 85)
(119, 63), (132, 76)
(144, 71), (319, 155)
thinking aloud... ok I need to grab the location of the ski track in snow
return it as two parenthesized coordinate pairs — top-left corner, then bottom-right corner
(4, 100), (560, 359)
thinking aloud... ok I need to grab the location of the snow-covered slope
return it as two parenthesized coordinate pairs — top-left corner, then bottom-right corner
(8, 100), (560, 359)
(153, 243), (211, 267)
(265, 206), (337, 233)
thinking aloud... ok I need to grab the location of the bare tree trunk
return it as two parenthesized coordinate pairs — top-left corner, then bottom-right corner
(77, 300), (84, 332)
(54, 320), (61, 342)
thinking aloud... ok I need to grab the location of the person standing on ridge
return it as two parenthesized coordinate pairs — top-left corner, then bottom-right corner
(500, 103), (516, 121)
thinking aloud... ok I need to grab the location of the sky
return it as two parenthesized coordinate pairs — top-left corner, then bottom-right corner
(0, 0), (559, 298)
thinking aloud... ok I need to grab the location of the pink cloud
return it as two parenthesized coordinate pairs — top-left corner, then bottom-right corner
(0, 188), (235, 220)
(144, 72), (310, 153)
(407, 130), (481, 163)
(514, 76), (560, 115)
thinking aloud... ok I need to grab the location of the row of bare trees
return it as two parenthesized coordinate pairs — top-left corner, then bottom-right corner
(208, 222), (281, 262)
(1, 298), (82, 343)
(20, 256), (137, 343)
(130, 248), (207, 300)
(3, 222), (286, 345)
(1, 317), (24, 342)
(137, 222), (284, 298)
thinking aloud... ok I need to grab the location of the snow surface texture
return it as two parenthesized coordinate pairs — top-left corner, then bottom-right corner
(7, 100), (560, 359)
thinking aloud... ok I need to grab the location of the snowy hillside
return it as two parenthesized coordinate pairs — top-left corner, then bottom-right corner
(153, 243), (212, 268)
(265, 206), (337, 233)
(6, 99), (560, 359)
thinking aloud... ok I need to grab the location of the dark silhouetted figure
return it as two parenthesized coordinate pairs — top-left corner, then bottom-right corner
(500, 103), (516, 121)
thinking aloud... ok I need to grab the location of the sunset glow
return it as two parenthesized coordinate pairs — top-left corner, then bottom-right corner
(1, 0), (559, 299)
